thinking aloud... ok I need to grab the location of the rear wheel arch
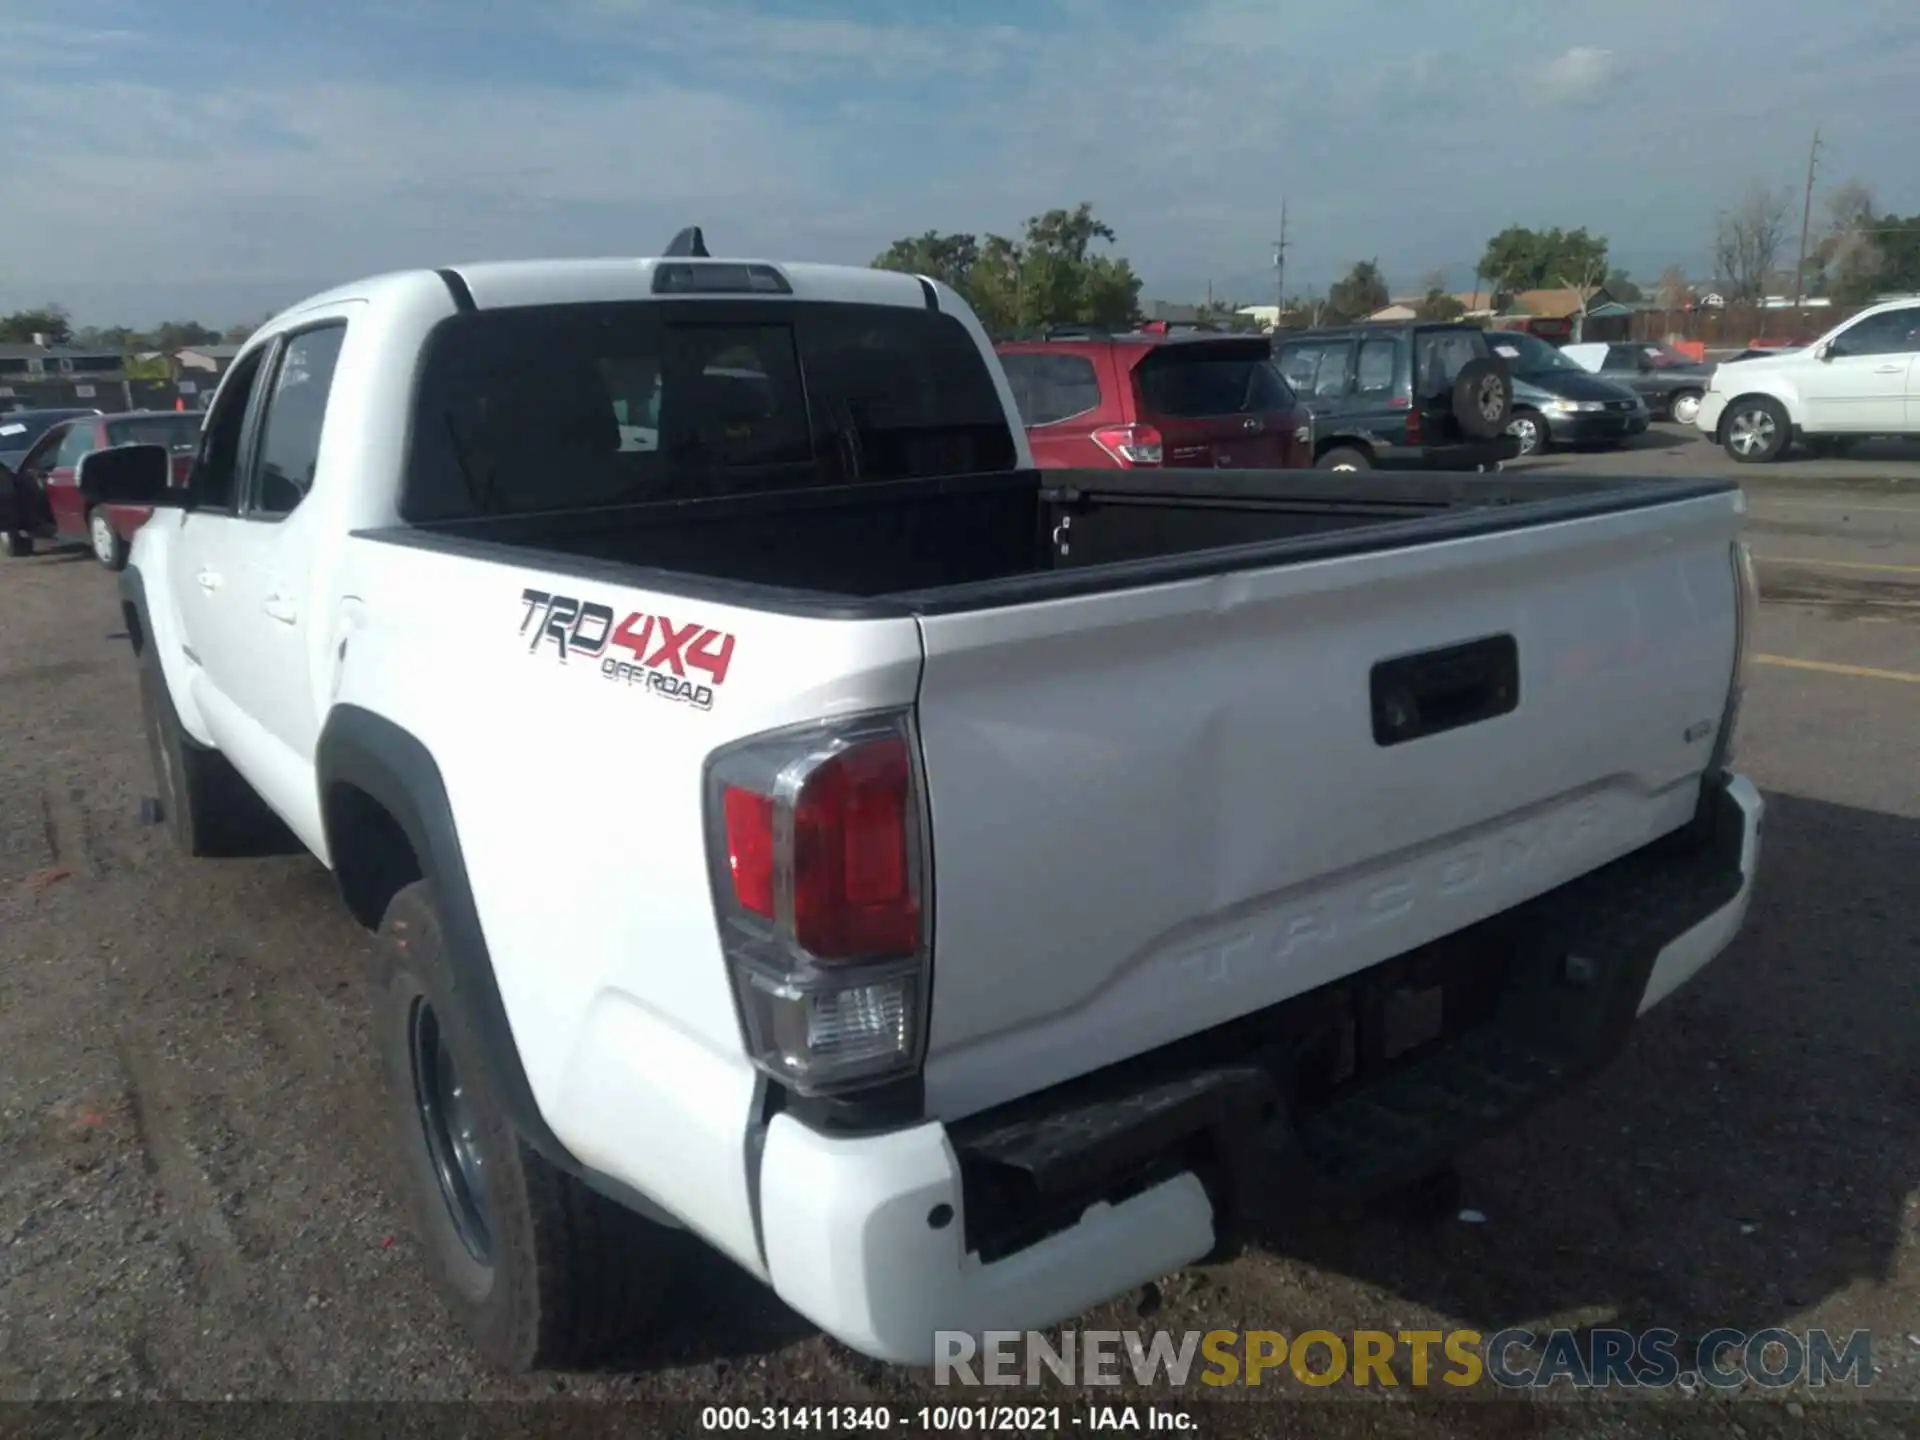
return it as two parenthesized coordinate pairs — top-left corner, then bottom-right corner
(1314, 435), (1373, 463)
(316, 705), (569, 1166)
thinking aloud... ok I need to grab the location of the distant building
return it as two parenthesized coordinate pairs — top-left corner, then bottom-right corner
(175, 344), (243, 374)
(0, 339), (126, 382)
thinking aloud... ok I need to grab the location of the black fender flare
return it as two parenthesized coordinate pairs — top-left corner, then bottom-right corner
(316, 705), (702, 1232)
(315, 704), (573, 1164)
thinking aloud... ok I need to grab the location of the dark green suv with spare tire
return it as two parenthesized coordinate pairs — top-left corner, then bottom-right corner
(1275, 322), (1519, 472)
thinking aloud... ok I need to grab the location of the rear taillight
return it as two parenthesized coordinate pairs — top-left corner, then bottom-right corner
(1404, 406), (1423, 444)
(705, 711), (929, 1094)
(1091, 423), (1163, 466)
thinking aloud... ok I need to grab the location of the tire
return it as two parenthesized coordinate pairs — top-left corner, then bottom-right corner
(88, 509), (129, 572)
(374, 880), (678, 1371)
(1721, 396), (1790, 464)
(1450, 358), (1513, 439)
(137, 653), (281, 857)
(1506, 409), (1549, 458)
(2, 531), (31, 558)
(1668, 390), (1704, 426)
(1315, 445), (1372, 472)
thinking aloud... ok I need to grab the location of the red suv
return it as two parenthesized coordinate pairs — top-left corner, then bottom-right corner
(996, 327), (1310, 470)
(2, 410), (200, 569)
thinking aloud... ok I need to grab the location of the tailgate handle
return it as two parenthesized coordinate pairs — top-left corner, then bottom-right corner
(1370, 634), (1519, 746)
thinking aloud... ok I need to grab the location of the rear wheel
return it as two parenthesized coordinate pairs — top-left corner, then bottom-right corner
(88, 509), (128, 571)
(1721, 396), (1789, 464)
(1315, 446), (1372, 472)
(1506, 409), (1548, 457)
(375, 881), (679, 1371)
(1668, 389), (1704, 426)
(2, 531), (30, 558)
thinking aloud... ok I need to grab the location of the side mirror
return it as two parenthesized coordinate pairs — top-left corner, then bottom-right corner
(76, 444), (185, 508)
(1814, 341), (1834, 362)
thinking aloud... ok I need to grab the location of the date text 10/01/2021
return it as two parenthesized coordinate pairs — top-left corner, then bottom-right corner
(700, 1406), (1195, 1432)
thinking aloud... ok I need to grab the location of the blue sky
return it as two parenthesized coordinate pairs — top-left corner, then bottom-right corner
(6, 0), (1918, 326)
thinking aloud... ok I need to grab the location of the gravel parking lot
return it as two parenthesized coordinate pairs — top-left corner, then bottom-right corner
(1, 461), (1915, 1431)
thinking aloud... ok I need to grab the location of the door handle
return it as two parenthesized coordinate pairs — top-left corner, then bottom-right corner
(1874, 364), (1903, 374)
(263, 595), (298, 625)
(196, 569), (222, 591)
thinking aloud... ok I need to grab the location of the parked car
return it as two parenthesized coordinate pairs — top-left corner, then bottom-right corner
(96, 241), (1760, 1373)
(1558, 343), (1715, 425)
(995, 327), (1311, 470)
(1482, 329), (1649, 456)
(2, 410), (199, 565)
(0, 406), (101, 472)
(1697, 297), (1920, 463)
(1272, 321), (1518, 471)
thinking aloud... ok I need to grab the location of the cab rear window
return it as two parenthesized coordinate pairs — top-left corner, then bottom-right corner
(403, 300), (1018, 521)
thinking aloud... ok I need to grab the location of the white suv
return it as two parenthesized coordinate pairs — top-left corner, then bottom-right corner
(1697, 297), (1920, 462)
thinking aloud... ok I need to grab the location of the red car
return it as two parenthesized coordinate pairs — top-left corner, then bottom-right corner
(2, 410), (200, 568)
(995, 328), (1311, 470)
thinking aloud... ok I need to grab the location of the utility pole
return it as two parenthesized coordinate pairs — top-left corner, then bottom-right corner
(1793, 128), (1821, 307)
(1273, 200), (1290, 327)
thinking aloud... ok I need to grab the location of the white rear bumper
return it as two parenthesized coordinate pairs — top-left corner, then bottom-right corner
(1637, 772), (1762, 1012)
(755, 775), (1763, 1366)
(758, 1118), (1214, 1365)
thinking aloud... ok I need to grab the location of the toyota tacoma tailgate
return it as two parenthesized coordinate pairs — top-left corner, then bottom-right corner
(913, 487), (1747, 1119)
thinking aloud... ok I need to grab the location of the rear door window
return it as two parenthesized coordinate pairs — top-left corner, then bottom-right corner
(406, 301), (1018, 519)
(1135, 349), (1293, 417)
(1277, 341), (1354, 399)
(999, 353), (1102, 426)
(1355, 338), (1399, 397)
(247, 324), (348, 518)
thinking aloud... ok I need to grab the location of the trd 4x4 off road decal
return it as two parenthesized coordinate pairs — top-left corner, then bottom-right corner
(518, 588), (736, 711)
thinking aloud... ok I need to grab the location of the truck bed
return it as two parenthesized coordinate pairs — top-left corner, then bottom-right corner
(360, 468), (1738, 614)
(344, 462), (1749, 1122)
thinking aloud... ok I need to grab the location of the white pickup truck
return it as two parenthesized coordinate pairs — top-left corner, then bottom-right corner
(83, 235), (1764, 1373)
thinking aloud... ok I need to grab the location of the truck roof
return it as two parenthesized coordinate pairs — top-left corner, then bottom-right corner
(272, 256), (938, 332)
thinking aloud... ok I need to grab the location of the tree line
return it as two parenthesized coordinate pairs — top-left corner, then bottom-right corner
(873, 183), (1920, 338)
(13, 178), (1917, 353)
(0, 305), (257, 351)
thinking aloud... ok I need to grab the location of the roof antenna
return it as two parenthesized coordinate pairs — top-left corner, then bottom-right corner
(664, 226), (709, 258)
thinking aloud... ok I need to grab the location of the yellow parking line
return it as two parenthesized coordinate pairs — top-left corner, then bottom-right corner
(1755, 555), (1920, 575)
(1754, 654), (1920, 684)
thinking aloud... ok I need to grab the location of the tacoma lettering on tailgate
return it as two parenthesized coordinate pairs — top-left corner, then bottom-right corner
(517, 588), (736, 711)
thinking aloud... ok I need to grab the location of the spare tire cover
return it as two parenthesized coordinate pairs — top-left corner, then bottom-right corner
(1451, 357), (1513, 439)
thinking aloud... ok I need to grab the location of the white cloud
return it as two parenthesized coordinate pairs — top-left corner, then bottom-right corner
(1525, 46), (1621, 105)
(2, 0), (1916, 324)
